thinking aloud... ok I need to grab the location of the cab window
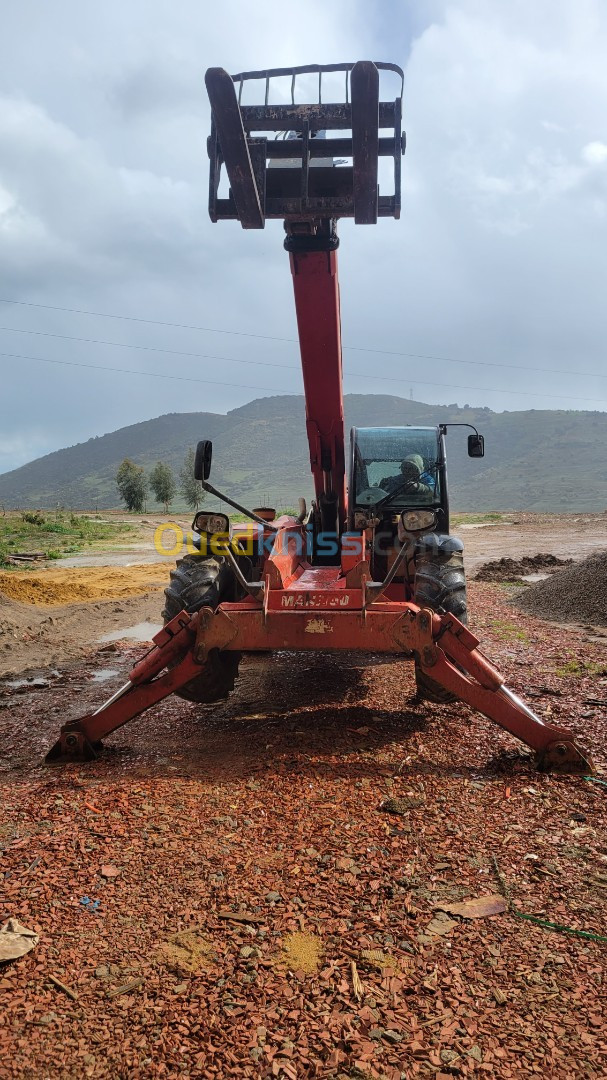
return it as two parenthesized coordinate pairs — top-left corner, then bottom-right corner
(353, 427), (440, 508)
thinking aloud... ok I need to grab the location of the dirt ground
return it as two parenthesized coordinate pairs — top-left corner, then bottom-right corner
(0, 564), (170, 679)
(456, 511), (607, 572)
(1, 514), (606, 1078)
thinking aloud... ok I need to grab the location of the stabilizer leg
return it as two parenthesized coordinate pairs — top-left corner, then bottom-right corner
(421, 613), (594, 774)
(45, 610), (206, 762)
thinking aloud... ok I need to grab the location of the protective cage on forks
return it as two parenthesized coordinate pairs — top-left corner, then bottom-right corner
(206, 61), (405, 227)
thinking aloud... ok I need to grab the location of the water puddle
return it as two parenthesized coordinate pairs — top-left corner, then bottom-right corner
(3, 675), (53, 690)
(98, 622), (163, 644)
(521, 573), (550, 583)
(91, 668), (120, 683)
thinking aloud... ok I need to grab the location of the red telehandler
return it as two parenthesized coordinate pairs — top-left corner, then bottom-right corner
(47, 62), (592, 774)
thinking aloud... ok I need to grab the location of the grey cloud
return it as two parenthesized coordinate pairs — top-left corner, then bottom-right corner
(112, 61), (202, 119)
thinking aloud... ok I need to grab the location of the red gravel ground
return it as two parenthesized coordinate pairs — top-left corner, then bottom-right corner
(1, 581), (606, 1079)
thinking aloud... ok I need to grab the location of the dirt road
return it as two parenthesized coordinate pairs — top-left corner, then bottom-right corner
(13, 510), (606, 574)
(1, 515), (607, 1077)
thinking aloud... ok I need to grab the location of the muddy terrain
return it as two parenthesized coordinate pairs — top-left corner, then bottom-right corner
(0, 565), (169, 679)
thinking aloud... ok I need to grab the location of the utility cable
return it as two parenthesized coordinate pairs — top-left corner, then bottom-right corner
(492, 856), (607, 945)
(0, 350), (292, 395)
(0, 325), (298, 373)
(1, 324), (607, 388)
(0, 297), (604, 384)
(0, 349), (604, 406)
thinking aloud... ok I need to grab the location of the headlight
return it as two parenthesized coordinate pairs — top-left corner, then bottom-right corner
(400, 509), (436, 533)
(193, 512), (230, 535)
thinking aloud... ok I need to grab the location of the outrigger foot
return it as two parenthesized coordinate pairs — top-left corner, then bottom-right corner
(536, 740), (594, 775)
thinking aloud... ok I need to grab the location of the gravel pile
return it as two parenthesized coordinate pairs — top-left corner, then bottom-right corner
(514, 549), (607, 625)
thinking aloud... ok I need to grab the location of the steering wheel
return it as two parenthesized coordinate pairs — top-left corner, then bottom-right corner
(356, 486), (389, 505)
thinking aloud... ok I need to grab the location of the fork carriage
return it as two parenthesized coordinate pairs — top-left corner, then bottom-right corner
(206, 61), (405, 228)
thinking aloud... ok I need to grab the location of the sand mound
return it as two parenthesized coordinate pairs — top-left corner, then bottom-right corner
(475, 553), (572, 582)
(0, 564), (170, 606)
(278, 932), (323, 975)
(156, 930), (217, 975)
(514, 550), (607, 625)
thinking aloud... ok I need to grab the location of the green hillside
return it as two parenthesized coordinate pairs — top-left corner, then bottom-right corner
(0, 394), (605, 512)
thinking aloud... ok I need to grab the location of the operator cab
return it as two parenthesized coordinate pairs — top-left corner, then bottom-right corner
(349, 426), (447, 531)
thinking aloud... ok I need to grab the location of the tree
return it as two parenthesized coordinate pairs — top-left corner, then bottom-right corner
(149, 461), (176, 513)
(116, 459), (148, 513)
(179, 447), (204, 512)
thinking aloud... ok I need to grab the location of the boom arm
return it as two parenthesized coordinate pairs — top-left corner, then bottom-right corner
(287, 236), (346, 531)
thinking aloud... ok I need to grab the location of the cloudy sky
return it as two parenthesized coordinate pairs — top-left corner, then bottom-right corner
(1, 0), (606, 474)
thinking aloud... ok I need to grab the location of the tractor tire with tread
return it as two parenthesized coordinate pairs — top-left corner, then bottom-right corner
(162, 554), (240, 704)
(413, 536), (467, 704)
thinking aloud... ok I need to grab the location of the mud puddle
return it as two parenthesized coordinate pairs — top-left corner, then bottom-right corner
(458, 522), (503, 530)
(91, 667), (121, 682)
(3, 676), (52, 690)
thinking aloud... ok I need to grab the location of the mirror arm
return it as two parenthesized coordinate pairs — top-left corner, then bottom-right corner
(439, 422), (481, 436)
(201, 480), (279, 531)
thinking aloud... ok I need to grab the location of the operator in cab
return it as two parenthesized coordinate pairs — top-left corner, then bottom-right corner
(379, 454), (434, 500)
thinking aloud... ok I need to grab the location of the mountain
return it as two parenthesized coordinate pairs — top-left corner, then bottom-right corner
(0, 394), (605, 512)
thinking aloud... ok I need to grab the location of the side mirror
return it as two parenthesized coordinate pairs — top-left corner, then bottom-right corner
(468, 434), (484, 458)
(194, 440), (213, 481)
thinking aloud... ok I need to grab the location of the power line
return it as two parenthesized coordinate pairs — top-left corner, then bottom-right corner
(0, 325), (299, 373)
(347, 344), (606, 382)
(0, 296), (603, 384)
(346, 372), (601, 403)
(338, 372), (602, 405)
(365, 378), (602, 405)
(0, 297), (295, 345)
(0, 351), (297, 395)
(2, 322), (605, 401)
(1, 348), (604, 407)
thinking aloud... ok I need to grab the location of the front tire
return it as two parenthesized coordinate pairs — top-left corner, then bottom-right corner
(413, 534), (467, 704)
(162, 554), (240, 703)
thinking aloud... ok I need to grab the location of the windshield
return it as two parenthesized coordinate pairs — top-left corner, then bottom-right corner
(352, 427), (441, 509)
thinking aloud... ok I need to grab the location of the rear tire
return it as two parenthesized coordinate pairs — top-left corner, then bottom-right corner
(413, 535), (467, 704)
(162, 554), (240, 703)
